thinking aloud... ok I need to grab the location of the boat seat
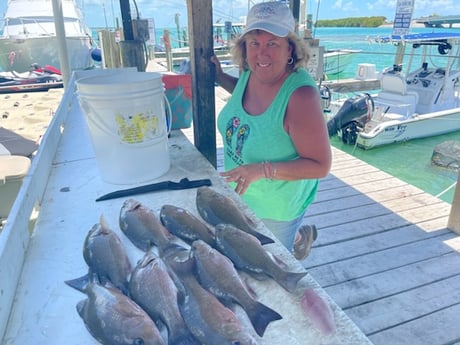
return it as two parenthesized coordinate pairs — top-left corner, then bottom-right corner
(377, 73), (419, 116)
(381, 73), (410, 95)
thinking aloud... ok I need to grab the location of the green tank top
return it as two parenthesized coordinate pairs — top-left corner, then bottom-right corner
(217, 68), (319, 221)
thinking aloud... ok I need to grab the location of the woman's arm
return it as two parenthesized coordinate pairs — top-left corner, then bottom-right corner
(281, 85), (332, 180)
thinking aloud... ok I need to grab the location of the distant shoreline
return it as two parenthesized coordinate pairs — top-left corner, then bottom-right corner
(379, 20), (426, 28)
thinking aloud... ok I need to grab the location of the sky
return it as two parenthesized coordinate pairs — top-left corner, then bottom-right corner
(2, 0), (460, 29)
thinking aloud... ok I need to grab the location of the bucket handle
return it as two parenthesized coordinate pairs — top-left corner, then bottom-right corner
(164, 94), (172, 135)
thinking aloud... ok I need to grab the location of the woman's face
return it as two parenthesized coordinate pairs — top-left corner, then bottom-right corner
(244, 30), (292, 84)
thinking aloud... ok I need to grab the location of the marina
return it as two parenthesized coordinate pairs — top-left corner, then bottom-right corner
(0, 56), (459, 344)
(1, 1), (460, 344)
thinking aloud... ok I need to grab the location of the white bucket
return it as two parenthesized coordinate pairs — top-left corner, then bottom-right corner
(77, 71), (170, 185)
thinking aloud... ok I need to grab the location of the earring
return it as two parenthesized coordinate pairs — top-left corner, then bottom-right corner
(287, 57), (294, 65)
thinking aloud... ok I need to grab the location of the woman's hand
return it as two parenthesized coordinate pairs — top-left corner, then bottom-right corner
(210, 55), (224, 77)
(220, 163), (265, 195)
(210, 54), (238, 93)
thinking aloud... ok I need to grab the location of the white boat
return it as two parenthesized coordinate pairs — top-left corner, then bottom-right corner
(323, 49), (360, 75)
(0, 0), (94, 73)
(326, 32), (460, 149)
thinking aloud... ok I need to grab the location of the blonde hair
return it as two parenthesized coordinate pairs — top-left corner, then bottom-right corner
(230, 30), (310, 72)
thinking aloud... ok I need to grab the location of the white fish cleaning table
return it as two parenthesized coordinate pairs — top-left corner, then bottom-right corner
(0, 72), (372, 345)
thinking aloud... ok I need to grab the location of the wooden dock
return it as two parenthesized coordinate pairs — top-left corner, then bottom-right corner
(303, 148), (460, 345)
(182, 84), (460, 345)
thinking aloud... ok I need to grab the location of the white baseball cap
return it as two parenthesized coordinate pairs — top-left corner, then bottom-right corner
(243, 2), (295, 37)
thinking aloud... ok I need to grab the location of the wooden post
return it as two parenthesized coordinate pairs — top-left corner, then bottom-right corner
(119, 0), (133, 40)
(164, 29), (173, 72)
(447, 173), (460, 234)
(119, 40), (146, 71)
(186, 0), (217, 168)
(99, 30), (122, 68)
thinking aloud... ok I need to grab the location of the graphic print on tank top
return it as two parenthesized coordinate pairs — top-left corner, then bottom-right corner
(225, 116), (250, 163)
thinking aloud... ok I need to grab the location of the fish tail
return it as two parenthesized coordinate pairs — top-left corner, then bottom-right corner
(64, 273), (90, 292)
(246, 302), (282, 337)
(278, 271), (308, 293)
(255, 231), (275, 245)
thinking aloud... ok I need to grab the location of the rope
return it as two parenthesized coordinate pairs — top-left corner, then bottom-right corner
(436, 181), (457, 198)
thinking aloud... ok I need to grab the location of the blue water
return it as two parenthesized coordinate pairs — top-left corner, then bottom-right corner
(91, 26), (460, 204)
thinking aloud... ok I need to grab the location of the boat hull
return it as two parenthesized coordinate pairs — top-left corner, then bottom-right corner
(357, 109), (460, 149)
(0, 36), (93, 73)
(324, 50), (359, 75)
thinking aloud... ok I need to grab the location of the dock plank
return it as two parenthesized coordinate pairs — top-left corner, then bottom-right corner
(306, 231), (456, 286)
(368, 303), (460, 345)
(324, 252), (460, 309)
(346, 274), (460, 335)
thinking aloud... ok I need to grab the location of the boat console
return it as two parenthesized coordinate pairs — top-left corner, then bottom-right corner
(406, 63), (460, 114)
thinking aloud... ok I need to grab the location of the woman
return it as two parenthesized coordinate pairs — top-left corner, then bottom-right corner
(213, 1), (331, 259)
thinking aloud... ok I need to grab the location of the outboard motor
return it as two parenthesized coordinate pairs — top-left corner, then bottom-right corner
(327, 93), (373, 144)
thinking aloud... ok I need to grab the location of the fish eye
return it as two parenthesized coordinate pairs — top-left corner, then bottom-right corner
(133, 339), (144, 345)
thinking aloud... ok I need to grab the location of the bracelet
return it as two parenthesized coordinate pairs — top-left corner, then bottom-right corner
(263, 161), (269, 178)
(263, 160), (276, 180)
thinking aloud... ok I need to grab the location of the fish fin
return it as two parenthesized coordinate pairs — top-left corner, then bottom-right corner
(267, 252), (289, 269)
(247, 301), (283, 337)
(279, 271), (308, 293)
(255, 231), (275, 245)
(64, 273), (90, 293)
(241, 273), (259, 299)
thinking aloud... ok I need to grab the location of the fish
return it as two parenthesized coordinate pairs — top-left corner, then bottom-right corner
(300, 288), (336, 336)
(215, 223), (308, 293)
(73, 281), (166, 345)
(191, 240), (282, 337)
(119, 198), (174, 251)
(77, 215), (132, 295)
(160, 204), (216, 246)
(167, 259), (260, 345)
(195, 186), (274, 245)
(129, 251), (199, 345)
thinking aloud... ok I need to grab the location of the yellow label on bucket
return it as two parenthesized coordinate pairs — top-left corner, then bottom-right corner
(115, 112), (159, 143)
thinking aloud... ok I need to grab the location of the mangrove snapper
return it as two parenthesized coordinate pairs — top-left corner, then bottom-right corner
(215, 223), (308, 293)
(129, 251), (199, 345)
(119, 199), (174, 251)
(75, 282), (165, 345)
(160, 204), (216, 246)
(192, 240), (282, 337)
(195, 186), (274, 245)
(81, 215), (132, 295)
(169, 261), (260, 345)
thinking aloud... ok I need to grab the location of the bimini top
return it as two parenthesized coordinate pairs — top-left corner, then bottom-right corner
(375, 32), (460, 44)
(375, 32), (460, 55)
